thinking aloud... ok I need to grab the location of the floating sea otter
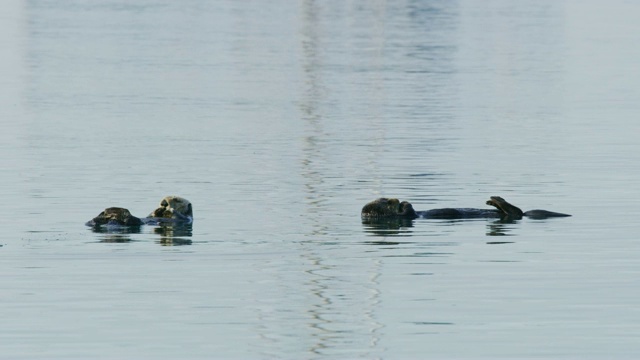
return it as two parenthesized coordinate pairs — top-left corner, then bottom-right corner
(361, 196), (570, 220)
(86, 196), (193, 227)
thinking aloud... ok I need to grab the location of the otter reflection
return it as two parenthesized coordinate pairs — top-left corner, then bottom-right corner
(89, 222), (193, 245)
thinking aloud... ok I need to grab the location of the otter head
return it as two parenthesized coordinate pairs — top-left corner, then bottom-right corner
(149, 196), (193, 223)
(89, 207), (142, 226)
(361, 198), (418, 219)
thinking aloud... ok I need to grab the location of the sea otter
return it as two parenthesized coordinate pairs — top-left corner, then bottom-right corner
(361, 196), (570, 220)
(86, 196), (193, 227)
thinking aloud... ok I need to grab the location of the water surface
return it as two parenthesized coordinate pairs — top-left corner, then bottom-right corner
(2, 0), (640, 358)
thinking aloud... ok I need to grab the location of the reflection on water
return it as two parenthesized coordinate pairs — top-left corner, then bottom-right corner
(363, 216), (521, 238)
(485, 241), (515, 245)
(91, 223), (193, 245)
(364, 215), (563, 240)
(152, 223), (193, 238)
(301, 256), (383, 356)
(486, 220), (517, 237)
(96, 234), (136, 243)
(154, 224), (193, 246)
(89, 225), (142, 235)
(361, 218), (415, 237)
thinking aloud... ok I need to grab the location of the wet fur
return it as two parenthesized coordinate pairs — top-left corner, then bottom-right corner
(362, 196), (570, 220)
(86, 196), (193, 227)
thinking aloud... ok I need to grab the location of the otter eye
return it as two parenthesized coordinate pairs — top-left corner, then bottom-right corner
(161, 200), (168, 207)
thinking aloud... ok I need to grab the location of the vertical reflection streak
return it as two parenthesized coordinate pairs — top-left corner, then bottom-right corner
(297, 0), (384, 356)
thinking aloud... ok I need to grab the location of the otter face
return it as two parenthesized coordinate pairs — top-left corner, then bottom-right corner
(88, 207), (143, 226)
(149, 196), (193, 222)
(361, 198), (418, 219)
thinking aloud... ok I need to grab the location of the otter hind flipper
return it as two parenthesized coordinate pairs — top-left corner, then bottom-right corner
(523, 210), (571, 219)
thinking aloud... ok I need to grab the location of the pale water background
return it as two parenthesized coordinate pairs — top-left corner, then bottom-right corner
(1, 1), (639, 359)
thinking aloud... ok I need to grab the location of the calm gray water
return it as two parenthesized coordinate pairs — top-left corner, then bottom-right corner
(2, 0), (640, 358)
